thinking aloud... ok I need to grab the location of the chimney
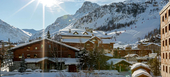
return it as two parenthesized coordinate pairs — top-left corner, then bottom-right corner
(69, 29), (71, 33)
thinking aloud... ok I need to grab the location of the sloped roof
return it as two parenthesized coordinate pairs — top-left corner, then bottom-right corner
(10, 38), (79, 51)
(25, 57), (79, 65)
(104, 53), (113, 57)
(62, 38), (89, 43)
(125, 54), (139, 58)
(107, 58), (132, 65)
(149, 53), (157, 58)
(132, 69), (152, 77)
(131, 63), (150, 70)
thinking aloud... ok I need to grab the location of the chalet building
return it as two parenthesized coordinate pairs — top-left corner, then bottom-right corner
(138, 43), (161, 53)
(114, 48), (152, 58)
(84, 36), (114, 54)
(160, 1), (170, 77)
(9, 38), (80, 72)
(124, 54), (139, 62)
(107, 58), (132, 72)
(53, 29), (115, 56)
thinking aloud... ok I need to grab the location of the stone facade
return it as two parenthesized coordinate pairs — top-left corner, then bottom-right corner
(160, 1), (170, 77)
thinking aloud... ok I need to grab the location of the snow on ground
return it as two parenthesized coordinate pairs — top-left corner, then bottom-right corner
(2, 71), (126, 77)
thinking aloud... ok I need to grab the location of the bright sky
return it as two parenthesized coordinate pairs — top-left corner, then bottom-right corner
(0, 0), (125, 30)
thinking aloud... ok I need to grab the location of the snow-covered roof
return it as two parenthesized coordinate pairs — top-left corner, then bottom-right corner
(59, 29), (92, 36)
(62, 38), (89, 43)
(93, 70), (119, 75)
(136, 55), (149, 60)
(0, 45), (10, 48)
(131, 63), (150, 70)
(124, 54), (139, 58)
(101, 39), (114, 44)
(149, 53), (157, 58)
(104, 53), (113, 57)
(10, 38), (79, 51)
(59, 29), (113, 38)
(159, 2), (170, 14)
(25, 57), (79, 65)
(107, 58), (132, 65)
(132, 69), (152, 77)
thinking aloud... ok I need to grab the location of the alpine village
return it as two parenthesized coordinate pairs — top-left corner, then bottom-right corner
(1, 0), (170, 77)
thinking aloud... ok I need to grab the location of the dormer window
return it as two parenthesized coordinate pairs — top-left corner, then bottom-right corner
(92, 38), (96, 41)
(83, 32), (88, 35)
(73, 31), (79, 35)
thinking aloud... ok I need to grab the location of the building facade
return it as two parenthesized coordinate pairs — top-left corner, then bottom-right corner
(160, 1), (170, 77)
(10, 39), (80, 72)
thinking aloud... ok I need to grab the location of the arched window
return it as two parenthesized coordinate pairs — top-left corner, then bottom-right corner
(163, 53), (164, 59)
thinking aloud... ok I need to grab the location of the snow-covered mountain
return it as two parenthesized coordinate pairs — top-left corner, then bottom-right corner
(0, 19), (31, 42)
(22, 29), (41, 35)
(30, 0), (167, 45)
(30, 1), (100, 40)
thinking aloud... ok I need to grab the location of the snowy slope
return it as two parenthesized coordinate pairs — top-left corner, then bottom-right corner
(30, 1), (100, 40)
(0, 19), (31, 42)
(22, 29), (40, 35)
(30, 0), (166, 46)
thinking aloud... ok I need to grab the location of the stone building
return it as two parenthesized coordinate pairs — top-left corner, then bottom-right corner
(159, 0), (170, 77)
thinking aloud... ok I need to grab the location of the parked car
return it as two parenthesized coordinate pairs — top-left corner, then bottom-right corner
(34, 69), (43, 72)
(49, 69), (58, 72)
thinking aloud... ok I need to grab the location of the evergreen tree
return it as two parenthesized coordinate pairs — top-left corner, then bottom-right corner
(148, 57), (160, 76)
(80, 45), (109, 70)
(18, 53), (26, 73)
(47, 31), (51, 39)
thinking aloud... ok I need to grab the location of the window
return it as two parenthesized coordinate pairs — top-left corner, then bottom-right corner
(169, 67), (170, 73)
(166, 66), (168, 73)
(49, 45), (51, 48)
(169, 53), (170, 59)
(166, 40), (167, 46)
(165, 13), (167, 19)
(27, 54), (30, 58)
(166, 53), (167, 59)
(163, 53), (164, 59)
(163, 65), (165, 71)
(87, 44), (90, 46)
(19, 55), (22, 58)
(34, 54), (37, 58)
(163, 28), (164, 34)
(163, 41), (164, 46)
(92, 38), (96, 41)
(162, 16), (164, 22)
(169, 10), (170, 16)
(35, 47), (38, 50)
(27, 47), (30, 51)
(169, 24), (170, 31)
(165, 26), (167, 33)
(41, 45), (43, 48)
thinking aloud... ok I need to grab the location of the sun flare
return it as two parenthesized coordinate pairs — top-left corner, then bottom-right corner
(39, 0), (57, 7)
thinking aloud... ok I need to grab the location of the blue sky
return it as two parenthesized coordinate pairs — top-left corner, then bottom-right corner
(0, 0), (125, 30)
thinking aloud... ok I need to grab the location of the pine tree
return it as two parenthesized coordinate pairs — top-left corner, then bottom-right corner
(19, 53), (26, 73)
(47, 31), (51, 39)
(148, 57), (160, 76)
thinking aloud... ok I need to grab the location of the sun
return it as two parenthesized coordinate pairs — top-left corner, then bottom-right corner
(39, 0), (57, 7)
